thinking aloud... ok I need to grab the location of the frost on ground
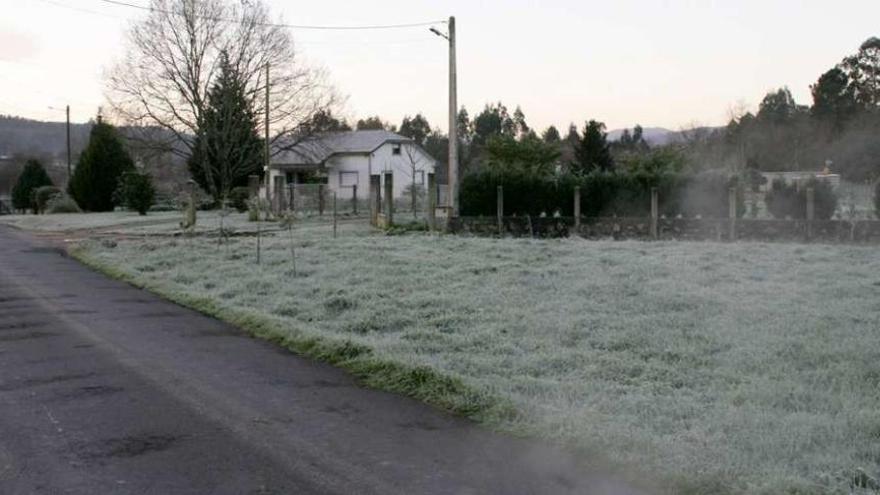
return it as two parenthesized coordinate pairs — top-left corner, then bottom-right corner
(62, 213), (880, 493)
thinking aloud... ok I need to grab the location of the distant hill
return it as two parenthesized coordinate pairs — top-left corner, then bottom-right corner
(0, 115), (92, 159)
(607, 126), (723, 146)
(0, 115), (188, 195)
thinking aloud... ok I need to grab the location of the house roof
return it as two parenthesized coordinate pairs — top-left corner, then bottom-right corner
(272, 130), (412, 167)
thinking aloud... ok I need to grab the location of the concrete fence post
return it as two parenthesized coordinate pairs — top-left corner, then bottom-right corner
(728, 186), (737, 241)
(497, 185), (504, 235)
(384, 174), (394, 226)
(574, 186), (581, 231)
(427, 173), (437, 231)
(352, 184), (358, 215)
(806, 187), (815, 240)
(248, 175), (260, 199)
(288, 183), (295, 212)
(369, 175), (381, 226)
(650, 187), (659, 240)
(273, 176), (285, 214)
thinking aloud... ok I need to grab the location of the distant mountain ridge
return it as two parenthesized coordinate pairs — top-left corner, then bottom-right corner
(0, 115), (92, 159)
(606, 126), (722, 146)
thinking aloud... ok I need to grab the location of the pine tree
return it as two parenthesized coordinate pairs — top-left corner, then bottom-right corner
(12, 159), (53, 212)
(69, 118), (133, 212)
(188, 52), (264, 201)
(572, 120), (613, 173)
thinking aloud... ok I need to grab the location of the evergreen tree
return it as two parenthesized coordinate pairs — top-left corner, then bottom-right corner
(572, 120), (613, 173)
(399, 114), (431, 145)
(355, 116), (394, 131)
(811, 68), (858, 131)
(542, 125), (561, 144)
(512, 106), (529, 138)
(188, 52), (264, 201)
(565, 123), (579, 147)
(306, 110), (351, 133)
(841, 37), (880, 109)
(12, 159), (53, 212)
(69, 117), (134, 211)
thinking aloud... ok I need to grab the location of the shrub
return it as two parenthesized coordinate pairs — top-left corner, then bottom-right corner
(46, 194), (82, 214)
(11, 159), (53, 212)
(460, 169), (743, 219)
(229, 187), (251, 212)
(247, 197), (271, 222)
(115, 170), (156, 215)
(33, 185), (62, 214)
(765, 177), (837, 220)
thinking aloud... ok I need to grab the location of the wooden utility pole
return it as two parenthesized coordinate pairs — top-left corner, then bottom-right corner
(264, 63), (271, 202)
(448, 16), (458, 217)
(65, 105), (71, 182)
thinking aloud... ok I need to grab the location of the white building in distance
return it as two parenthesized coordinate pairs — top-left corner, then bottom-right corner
(267, 130), (437, 200)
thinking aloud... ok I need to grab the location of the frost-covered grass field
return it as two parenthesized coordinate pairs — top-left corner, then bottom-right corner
(0, 211), (181, 232)
(26, 212), (880, 493)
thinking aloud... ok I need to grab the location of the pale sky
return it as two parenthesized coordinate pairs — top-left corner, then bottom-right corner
(2, 0), (879, 132)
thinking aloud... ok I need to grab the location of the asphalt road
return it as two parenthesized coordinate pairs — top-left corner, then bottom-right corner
(0, 225), (647, 495)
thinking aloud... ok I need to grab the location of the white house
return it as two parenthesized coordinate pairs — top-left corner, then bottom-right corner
(267, 130), (438, 200)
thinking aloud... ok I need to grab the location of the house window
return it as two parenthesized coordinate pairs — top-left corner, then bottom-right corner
(392, 144), (401, 155)
(414, 170), (424, 185)
(339, 171), (359, 187)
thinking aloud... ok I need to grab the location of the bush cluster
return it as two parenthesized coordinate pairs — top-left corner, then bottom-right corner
(460, 170), (744, 218)
(228, 186), (251, 212)
(11, 159), (53, 213)
(765, 177), (838, 220)
(33, 185), (62, 214)
(46, 194), (82, 214)
(115, 170), (156, 215)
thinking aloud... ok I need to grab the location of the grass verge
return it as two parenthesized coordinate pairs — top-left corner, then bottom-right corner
(69, 244), (517, 424)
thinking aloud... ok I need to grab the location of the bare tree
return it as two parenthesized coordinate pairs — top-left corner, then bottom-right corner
(401, 144), (427, 218)
(106, 0), (340, 184)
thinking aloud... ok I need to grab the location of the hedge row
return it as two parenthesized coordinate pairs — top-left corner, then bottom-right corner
(765, 178), (837, 220)
(460, 170), (745, 218)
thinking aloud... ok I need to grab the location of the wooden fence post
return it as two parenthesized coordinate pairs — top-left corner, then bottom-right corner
(369, 175), (380, 226)
(384, 173), (394, 226)
(427, 173), (436, 231)
(352, 184), (358, 215)
(650, 187), (659, 240)
(806, 187), (815, 241)
(333, 192), (338, 238)
(574, 186), (581, 231)
(729, 186), (737, 241)
(497, 185), (504, 235)
(318, 184), (325, 216)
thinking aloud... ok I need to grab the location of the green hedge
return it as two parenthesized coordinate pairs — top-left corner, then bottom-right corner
(460, 170), (744, 218)
(765, 178), (838, 220)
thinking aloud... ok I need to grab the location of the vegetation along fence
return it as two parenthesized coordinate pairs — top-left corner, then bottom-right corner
(452, 170), (880, 243)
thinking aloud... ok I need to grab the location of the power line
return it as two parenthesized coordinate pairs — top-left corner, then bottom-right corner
(94, 0), (445, 30)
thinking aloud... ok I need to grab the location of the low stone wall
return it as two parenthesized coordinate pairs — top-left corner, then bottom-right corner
(449, 216), (880, 243)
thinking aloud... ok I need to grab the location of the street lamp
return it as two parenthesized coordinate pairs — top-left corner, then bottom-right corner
(48, 105), (71, 183)
(430, 17), (458, 217)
